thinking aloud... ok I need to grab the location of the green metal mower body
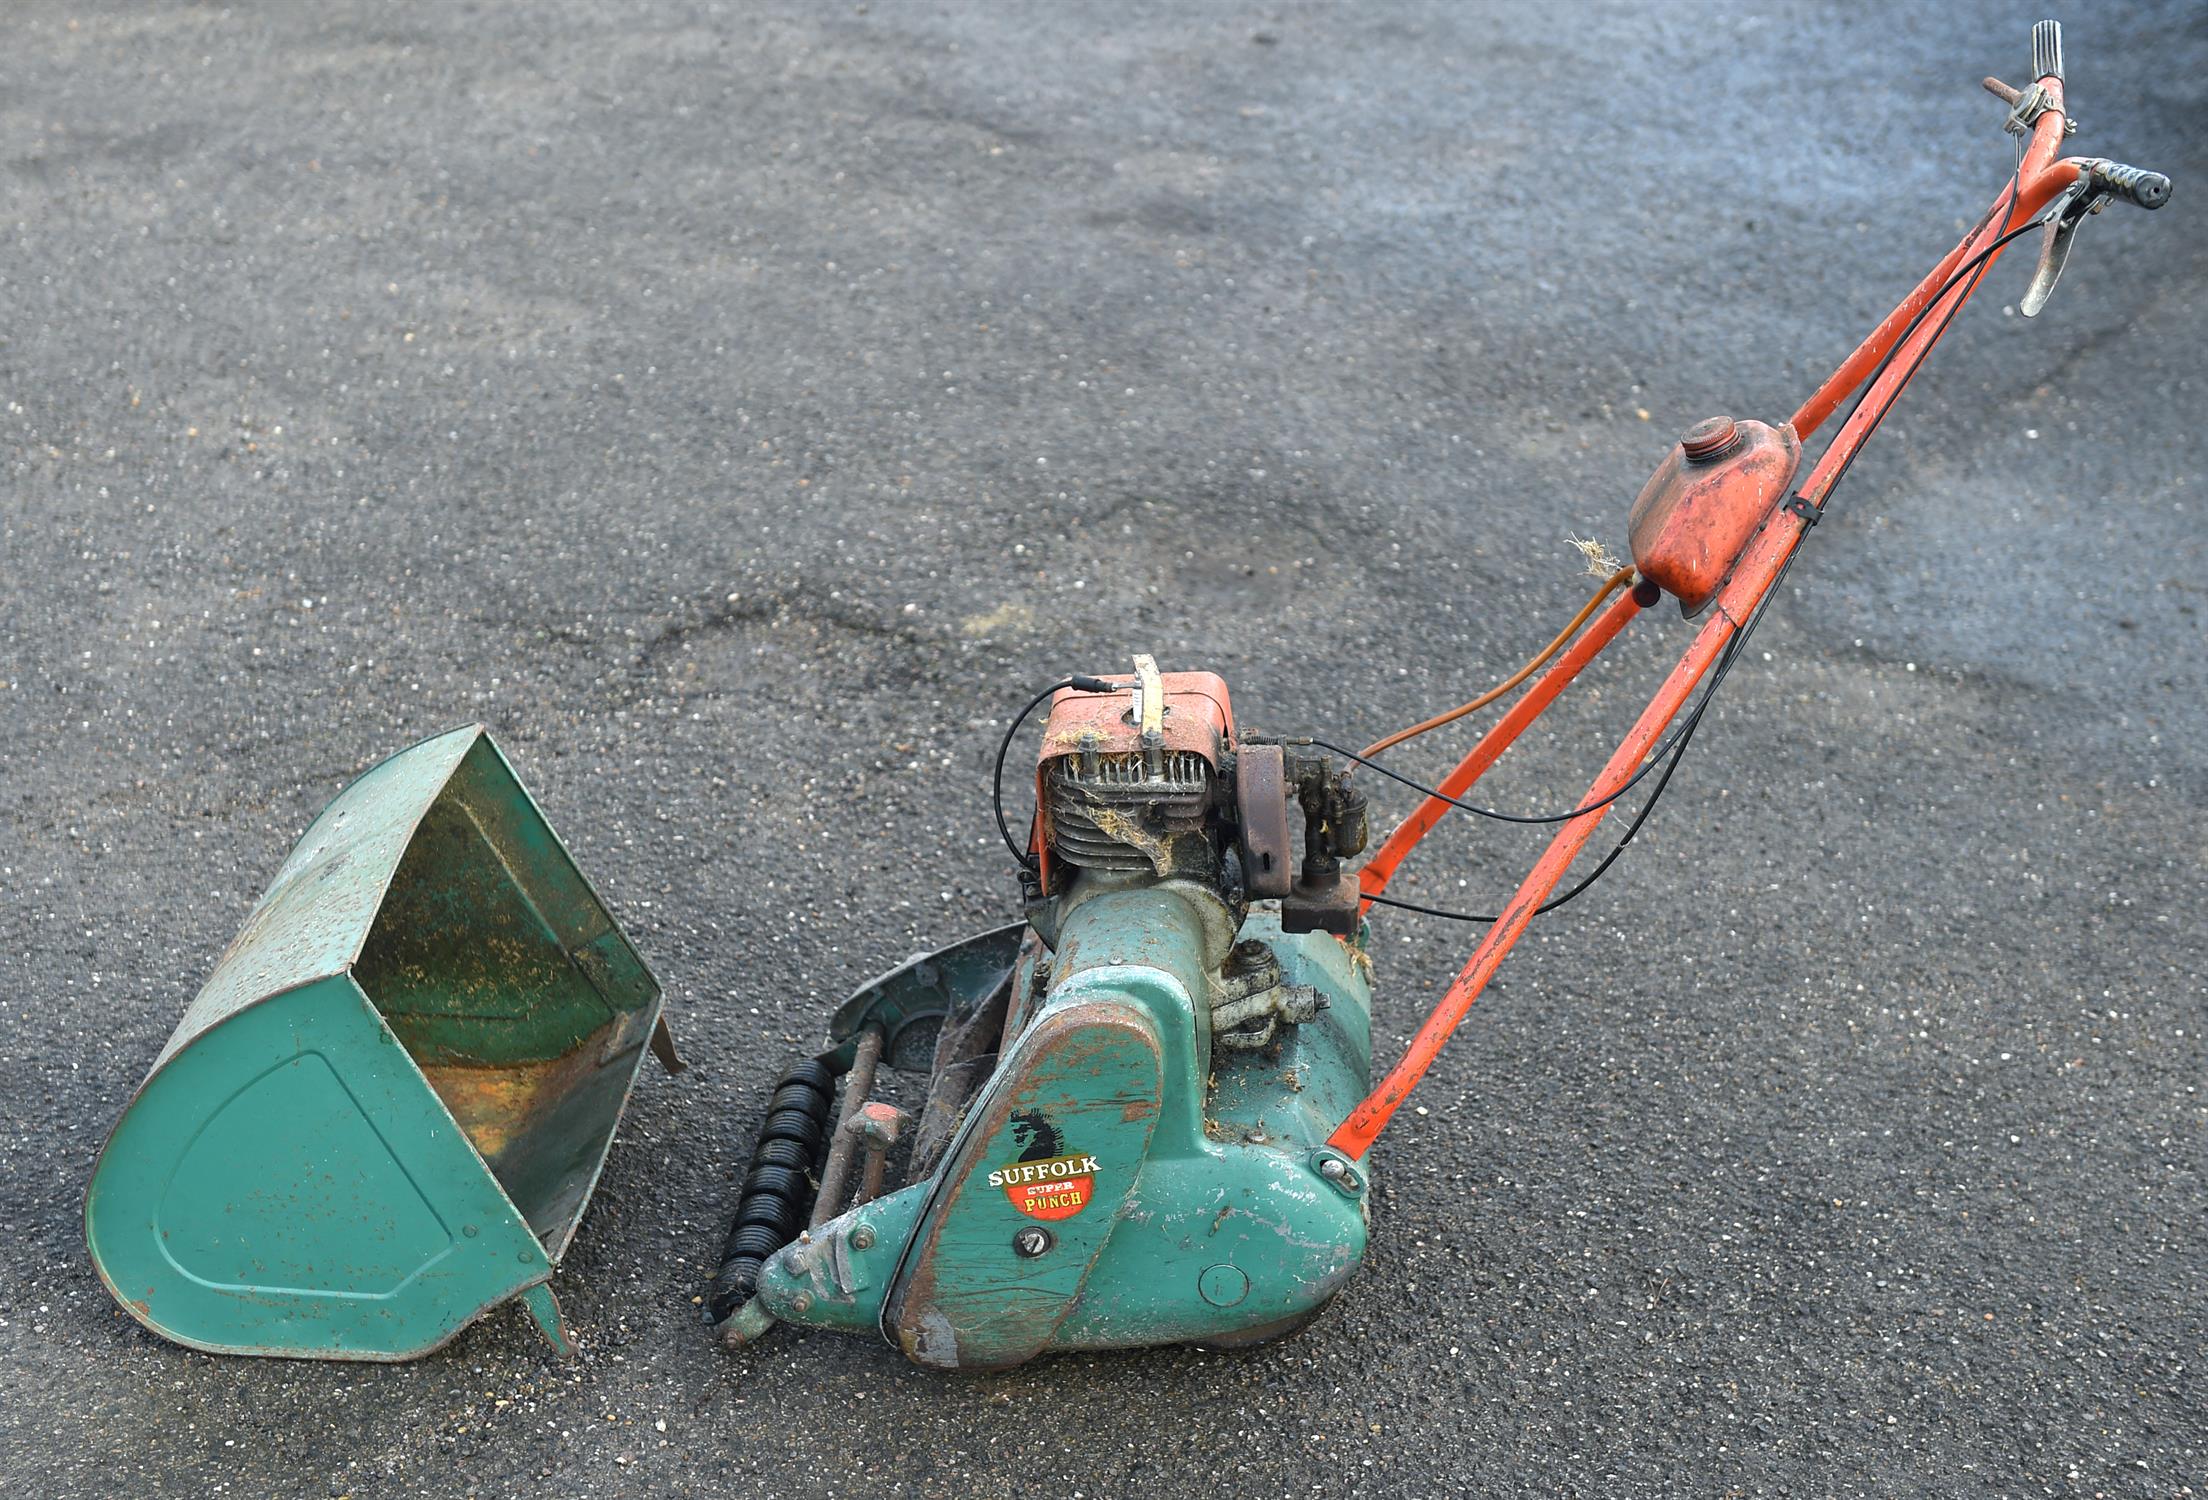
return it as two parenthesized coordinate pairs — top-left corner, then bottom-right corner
(740, 880), (1377, 1369)
(701, 662), (1387, 1369)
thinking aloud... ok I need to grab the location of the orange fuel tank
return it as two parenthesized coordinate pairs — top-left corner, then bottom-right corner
(1627, 416), (1802, 617)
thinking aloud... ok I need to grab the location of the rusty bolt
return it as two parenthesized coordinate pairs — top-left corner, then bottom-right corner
(789, 1291), (814, 1316)
(851, 1100), (910, 1149)
(851, 1224), (877, 1251)
(1681, 415), (1741, 462)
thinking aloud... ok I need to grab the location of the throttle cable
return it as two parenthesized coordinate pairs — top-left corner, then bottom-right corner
(1359, 565), (1637, 758)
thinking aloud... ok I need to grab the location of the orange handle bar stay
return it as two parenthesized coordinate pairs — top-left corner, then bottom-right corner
(1330, 76), (2084, 1161)
(1357, 580), (1650, 909)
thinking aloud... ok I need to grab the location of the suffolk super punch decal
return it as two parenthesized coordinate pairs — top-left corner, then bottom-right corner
(989, 1153), (1100, 1221)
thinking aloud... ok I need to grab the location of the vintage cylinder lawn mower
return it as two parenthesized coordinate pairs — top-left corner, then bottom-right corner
(81, 21), (2166, 1371)
(703, 22), (2171, 1370)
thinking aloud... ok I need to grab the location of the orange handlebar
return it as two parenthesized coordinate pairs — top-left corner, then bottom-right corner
(1793, 77), (2078, 442)
(1332, 72), (2096, 1161)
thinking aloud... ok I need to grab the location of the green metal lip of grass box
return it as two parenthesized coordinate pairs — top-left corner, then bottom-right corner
(85, 724), (674, 1361)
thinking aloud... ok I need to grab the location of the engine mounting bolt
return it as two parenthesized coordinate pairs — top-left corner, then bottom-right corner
(1681, 415), (1741, 462)
(1013, 1226), (1054, 1258)
(850, 1224), (876, 1251)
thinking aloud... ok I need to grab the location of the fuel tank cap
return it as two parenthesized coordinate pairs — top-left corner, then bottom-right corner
(1681, 415), (1742, 462)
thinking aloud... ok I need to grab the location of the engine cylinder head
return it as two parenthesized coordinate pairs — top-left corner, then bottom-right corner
(1045, 750), (1214, 876)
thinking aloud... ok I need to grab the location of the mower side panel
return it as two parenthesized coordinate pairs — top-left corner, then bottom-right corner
(1056, 1150), (1367, 1348)
(880, 884), (1214, 1370)
(884, 997), (1167, 1370)
(874, 886), (1377, 1368)
(1058, 910), (1376, 1349)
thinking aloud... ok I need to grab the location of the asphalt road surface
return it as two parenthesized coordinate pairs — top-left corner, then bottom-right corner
(3, 2), (2203, 1496)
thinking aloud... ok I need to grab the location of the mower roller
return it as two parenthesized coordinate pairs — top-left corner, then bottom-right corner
(705, 22), (2172, 1371)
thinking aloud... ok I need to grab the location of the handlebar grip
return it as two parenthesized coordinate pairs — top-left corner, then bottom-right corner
(2087, 159), (2173, 209)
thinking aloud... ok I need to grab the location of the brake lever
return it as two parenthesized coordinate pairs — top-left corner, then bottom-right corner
(2020, 175), (2094, 318)
(2020, 159), (2175, 318)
